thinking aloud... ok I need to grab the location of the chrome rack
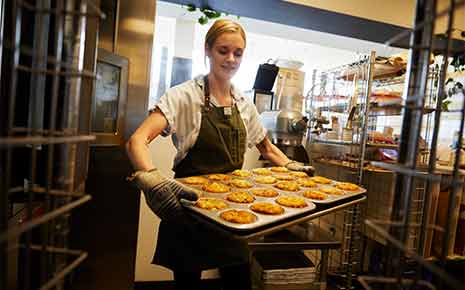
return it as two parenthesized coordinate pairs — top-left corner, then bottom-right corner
(0, 1), (104, 290)
(358, 0), (465, 289)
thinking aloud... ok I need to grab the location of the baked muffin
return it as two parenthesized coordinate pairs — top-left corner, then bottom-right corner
(320, 187), (344, 195)
(275, 196), (307, 208)
(202, 182), (230, 193)
(207, 173), (231, 181)
(274, 181), (300, 192)
(252, 168), (272, 176)
(270, 166), (289, 173)
(229, 179), (254, 189)
(254, 176), (277, 184)
(250, 202), (284, 215)
(195, 198), (228, 210)
(335, 182), (359, 191)
(297, 178), (317, 187)
(231, 169), (252, 177)
(302, 190), (327, 200)
(220, 210), (257, 224)
(226, 191), (255, 203)
(290, 171), (309, 178)
(310, 176), (332, 184)
(250, 188), (279, 198)
(275, 174), (294, 181)
(183, 176), (209, 185)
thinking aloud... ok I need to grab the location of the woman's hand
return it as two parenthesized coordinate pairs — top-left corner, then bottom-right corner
(285, 161), (315, 176)
(129, 169), (199, 221)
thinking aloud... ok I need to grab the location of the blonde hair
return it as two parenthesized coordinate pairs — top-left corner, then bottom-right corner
(205, 19), (246, 49)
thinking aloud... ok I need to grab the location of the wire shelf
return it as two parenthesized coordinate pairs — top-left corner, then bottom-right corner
(1, 0), (103, 289)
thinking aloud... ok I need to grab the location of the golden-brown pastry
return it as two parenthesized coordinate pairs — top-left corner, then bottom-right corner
(310, 176), (332, 184)
(229, 179), (253, 188)
(335, 182), (359, 191)
(290, 171), (309, 178)
(254, 176), (277, 184)
(226, 191), (255, 203)
(202, 182), (230, 193)
(275, 174), (294, 181)
(195, 198), (228, 210)
(320, 187), (344, 195)
(274, 181), (300, 192)
(231, 169), (252, 177)
(275, 196), (307, 208)
(252, 168), (272, 176)
(270, 166), (289, 173)
(297, 178), (317, 187)
(207, 173), (231, 181)
(302, 190), (327, 200)
(220, 210), (257, 224)
(183, 176), (209, 185)
(250, 202), (284, 215)
(250, 188), (279, 197)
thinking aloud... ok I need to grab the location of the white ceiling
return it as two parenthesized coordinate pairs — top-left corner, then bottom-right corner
(156, 1), (406, 57)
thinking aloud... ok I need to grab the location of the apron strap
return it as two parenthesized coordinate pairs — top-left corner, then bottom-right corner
(203, 75), (211, 111)
(203, 74), (236, 110)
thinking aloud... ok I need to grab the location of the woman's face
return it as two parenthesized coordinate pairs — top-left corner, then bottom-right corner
(206, 31), (245, 81)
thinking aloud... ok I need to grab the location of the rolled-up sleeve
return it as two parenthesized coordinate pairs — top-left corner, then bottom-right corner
(243, 102), (267, 148)
(153, 89), (179, 137)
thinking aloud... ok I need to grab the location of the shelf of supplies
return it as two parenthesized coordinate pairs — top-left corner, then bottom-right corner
(315, 104), (435, 117)
(313, 138), (399, 149)
(313, 138), (358, 146)
(317, 104), (348, 113)
(367, 142), (398, 149)
(339, 62), (406, 81)
(369, 104), (435, 116)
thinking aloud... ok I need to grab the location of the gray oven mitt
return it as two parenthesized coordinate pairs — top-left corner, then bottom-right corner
(128, 169), (199, 221)
(285, 160), (315, 177)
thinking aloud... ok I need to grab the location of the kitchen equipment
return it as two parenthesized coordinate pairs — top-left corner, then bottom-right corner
(257, 64), (310, 163)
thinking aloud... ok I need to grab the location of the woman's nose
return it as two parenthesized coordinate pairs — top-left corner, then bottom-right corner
(226, 53), (235, 62)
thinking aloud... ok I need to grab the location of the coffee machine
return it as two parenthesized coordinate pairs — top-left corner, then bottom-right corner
(253, 61), (309, 163)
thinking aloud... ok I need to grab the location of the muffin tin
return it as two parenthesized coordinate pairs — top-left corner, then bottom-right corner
(178, 168), (366, 231)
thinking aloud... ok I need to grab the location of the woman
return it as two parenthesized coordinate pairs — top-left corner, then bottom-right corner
(126, 19), (313, 290)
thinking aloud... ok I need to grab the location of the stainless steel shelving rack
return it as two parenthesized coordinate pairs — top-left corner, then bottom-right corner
(303, 53), (377, 289)
(358, 0), (465, 289)
(0, 1), (103, 290)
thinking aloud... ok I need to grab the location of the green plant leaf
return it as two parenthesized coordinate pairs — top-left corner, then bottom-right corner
(187, 3), (196, 11)
(203, 10), (217, 18)
(198, 16), (208, 25)
(442, 100), (452, 112)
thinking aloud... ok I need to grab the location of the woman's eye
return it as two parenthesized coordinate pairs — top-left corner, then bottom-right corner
(234, 52), (243, 57)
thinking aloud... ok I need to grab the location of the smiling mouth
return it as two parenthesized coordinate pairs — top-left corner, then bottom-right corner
(221, 65), (237, 71)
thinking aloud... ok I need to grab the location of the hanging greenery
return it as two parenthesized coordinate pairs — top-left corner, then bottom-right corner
(450, 52), (465, 72)
(184, 3), (239, 25)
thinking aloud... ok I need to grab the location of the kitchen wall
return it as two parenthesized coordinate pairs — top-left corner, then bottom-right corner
(286, 0), (465, 39)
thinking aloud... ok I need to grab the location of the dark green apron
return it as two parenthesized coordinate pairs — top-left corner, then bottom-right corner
(153, 76), (249, 271)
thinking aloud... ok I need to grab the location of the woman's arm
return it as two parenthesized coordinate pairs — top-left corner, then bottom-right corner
(126, 108), (168, 171)
(255, 137), (291, 166)
(256, 136), (315, 175)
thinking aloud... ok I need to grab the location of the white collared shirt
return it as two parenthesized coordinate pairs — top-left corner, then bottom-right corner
(153, 75), (267, 166)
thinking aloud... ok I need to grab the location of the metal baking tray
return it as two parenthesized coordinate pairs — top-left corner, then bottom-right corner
(178, 169), (366, 231)
(300, 182), (366, 204)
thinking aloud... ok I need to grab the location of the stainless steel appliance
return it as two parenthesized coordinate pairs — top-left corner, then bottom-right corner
(254, 63), (309, 162)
